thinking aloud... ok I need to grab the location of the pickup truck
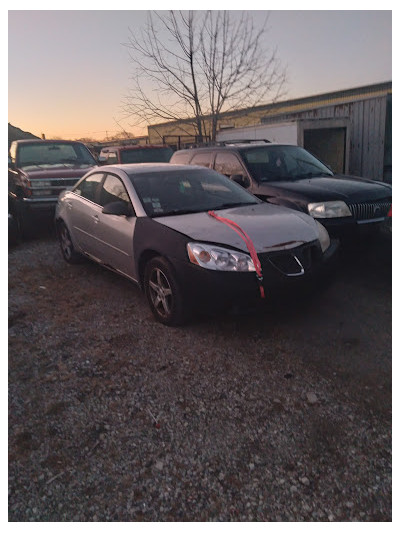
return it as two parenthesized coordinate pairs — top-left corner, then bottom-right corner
(8, 139), (97, 238)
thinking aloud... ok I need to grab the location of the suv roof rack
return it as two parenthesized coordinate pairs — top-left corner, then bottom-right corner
(217, 139), (271, 146)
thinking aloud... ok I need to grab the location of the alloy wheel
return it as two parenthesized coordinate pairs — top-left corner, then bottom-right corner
(60, 224), (73, 261)
(148, 267), (173, 319)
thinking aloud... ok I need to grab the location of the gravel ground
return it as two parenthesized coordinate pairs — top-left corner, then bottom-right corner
(8, 227), (392, 522)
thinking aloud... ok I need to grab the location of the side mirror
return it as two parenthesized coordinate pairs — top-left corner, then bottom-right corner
(102, 201), (134, 217)
(231, 174), (249, 188)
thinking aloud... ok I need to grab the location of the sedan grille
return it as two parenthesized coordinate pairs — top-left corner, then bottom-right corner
(259, 242), (320, 277)
(347, 200), (391, 221)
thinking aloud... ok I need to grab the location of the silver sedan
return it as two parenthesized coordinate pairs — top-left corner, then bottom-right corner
(55, 163), (337, 325)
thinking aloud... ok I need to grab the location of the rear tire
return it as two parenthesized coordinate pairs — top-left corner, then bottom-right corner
(144, 257), (189, 326)
(58, 221), (83, 264)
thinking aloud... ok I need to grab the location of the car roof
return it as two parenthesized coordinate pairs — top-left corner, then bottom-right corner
(100, 144), (170, 152)
(98, 163), (204, 175)
(14, 139), (83, 145)
(174, 143), (291, 153)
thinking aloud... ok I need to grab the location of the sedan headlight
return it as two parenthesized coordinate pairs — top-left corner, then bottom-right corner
(187, 243), (255, 272)
(315, 221), (330, 253)
(308, 201), (351, 218)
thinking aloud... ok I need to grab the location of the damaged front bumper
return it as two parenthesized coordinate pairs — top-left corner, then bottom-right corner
(171, 238), (339, 312)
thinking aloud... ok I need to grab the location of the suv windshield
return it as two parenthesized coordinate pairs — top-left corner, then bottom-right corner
(238, 145), (333, 182)
(18, 142), (96, 169)
(129, 168), (260, 217)
(120, 147), (173, 164)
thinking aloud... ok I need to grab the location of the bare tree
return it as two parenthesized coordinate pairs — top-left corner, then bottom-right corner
(123, 10), (286, 142)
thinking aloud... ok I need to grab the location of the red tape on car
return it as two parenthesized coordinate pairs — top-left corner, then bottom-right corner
(208, 211), (265, 299)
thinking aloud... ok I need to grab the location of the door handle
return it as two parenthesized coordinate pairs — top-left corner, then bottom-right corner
(93, 214), (99, 224)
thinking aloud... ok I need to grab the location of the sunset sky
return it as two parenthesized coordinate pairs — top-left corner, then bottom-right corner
(8, 7), (392, 142)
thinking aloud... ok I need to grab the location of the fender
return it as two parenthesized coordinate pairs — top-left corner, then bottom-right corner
(258, 195), (307, 214)
(133, 217), (191, 289)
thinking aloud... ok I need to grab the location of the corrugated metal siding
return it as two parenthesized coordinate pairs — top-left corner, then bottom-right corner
(351, 97), (386, 180)
(261, 95), (387, 180)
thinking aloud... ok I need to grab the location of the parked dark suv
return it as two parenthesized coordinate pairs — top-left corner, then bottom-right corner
(8, 139), (97, 237)
(98, 144), (173, 165)
(170, 142), (392, 238)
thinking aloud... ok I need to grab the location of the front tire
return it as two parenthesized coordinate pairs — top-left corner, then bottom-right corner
(14, 203), (33, 239)
(58, 221), (83, 264)
(144, 257), (188, 326)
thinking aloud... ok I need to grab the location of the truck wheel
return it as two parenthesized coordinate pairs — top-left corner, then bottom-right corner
(8, 212), (21, 245)
(15, 205), (33, 239)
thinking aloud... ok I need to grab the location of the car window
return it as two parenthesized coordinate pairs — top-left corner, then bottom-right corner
(238, 146), (333, 182)
(190, 152), (213, 168)
(99, 174), (131, 208)
(214, 152), (245, 176)
(105, 151), (118, 164)
(17, 142), (96, 168)
(74, 173), (104, 203)
(128, 168), (259, 217)
(120, 147), (173, 163)
(170, 152), (192, 164)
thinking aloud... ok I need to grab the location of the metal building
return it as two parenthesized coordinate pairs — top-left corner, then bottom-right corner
(217, 81), (392, 183)
(149, 81), (391, 183)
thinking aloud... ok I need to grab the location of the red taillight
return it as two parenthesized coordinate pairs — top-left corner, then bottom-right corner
(388, 206), (392, 217)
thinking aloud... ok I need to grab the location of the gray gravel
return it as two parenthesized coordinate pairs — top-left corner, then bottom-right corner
(8, 229), (391, 521)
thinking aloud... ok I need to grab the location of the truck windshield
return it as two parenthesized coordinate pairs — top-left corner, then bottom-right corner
(238, 145), (333, 182)
(17, 142), (96, 168)
(120, 147), (173, 164)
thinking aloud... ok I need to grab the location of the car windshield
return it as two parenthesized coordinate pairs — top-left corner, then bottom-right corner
(238, 145), (333, 182)
(17, 142), (96, 169)
(120, 147), (173, 164)
(129, 168), (260, 217)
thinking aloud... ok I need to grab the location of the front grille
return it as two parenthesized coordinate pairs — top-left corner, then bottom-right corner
(259, 242), (321, 277)
(31, 177), (79, 188)
(347, 200), (391, 220)
(268, 254), (304, 275)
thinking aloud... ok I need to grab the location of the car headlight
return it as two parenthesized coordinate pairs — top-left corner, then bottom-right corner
(315, 221), (330, 253)
(308, 201), (351, 218)
(187, 242), (255, 272)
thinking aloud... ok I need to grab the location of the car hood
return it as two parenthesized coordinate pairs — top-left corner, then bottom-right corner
(155, 203), (320, 253)
(257, 174), (392, 202)
(19, 164), (95, 179)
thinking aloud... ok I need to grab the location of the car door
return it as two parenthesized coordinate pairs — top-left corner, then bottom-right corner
(91, 173), (137, 280)
(67, 172), (104, 254)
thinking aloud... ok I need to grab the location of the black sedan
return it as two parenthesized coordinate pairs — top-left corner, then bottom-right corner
(170, 143), (392, 239)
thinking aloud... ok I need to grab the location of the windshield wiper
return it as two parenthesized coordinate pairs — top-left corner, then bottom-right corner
(154, 207), (205, 217)
(20, 162), (46, 167)
(295, 172), (332, 179)
(212, 201), (258, 210)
